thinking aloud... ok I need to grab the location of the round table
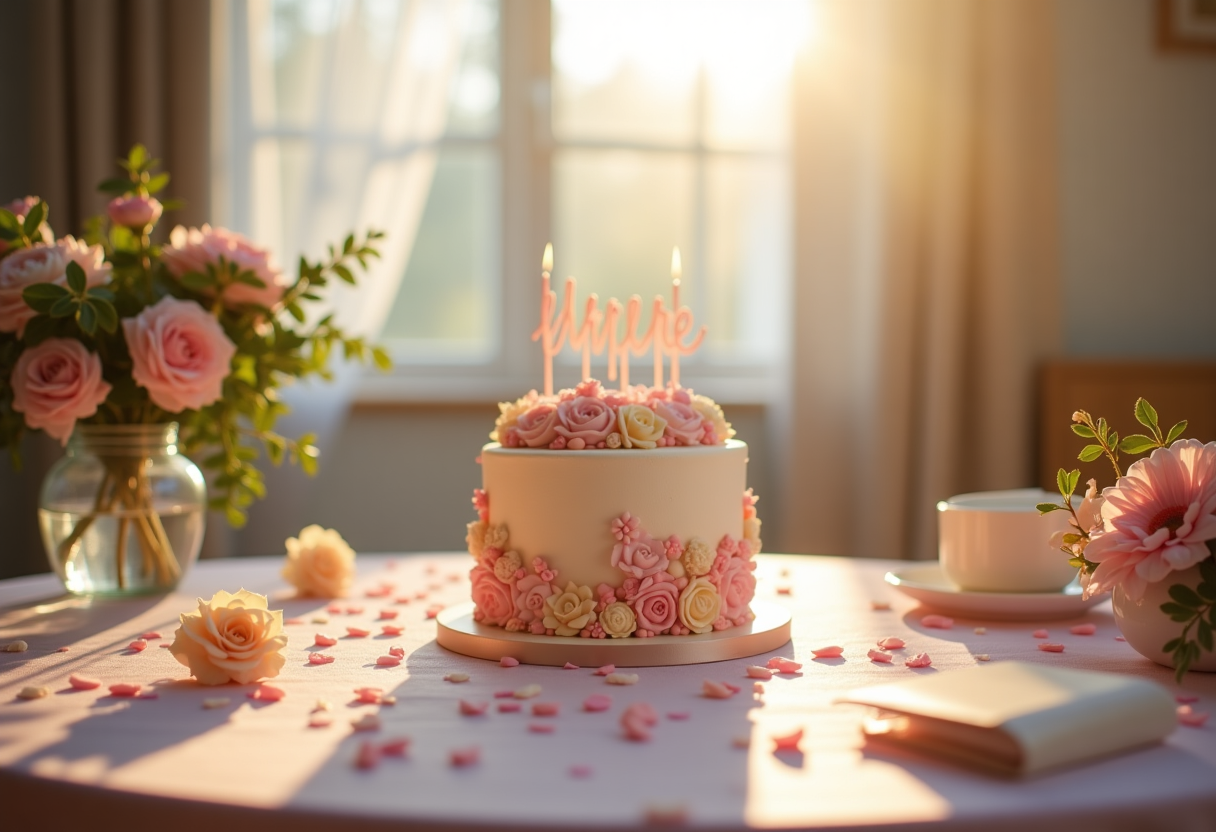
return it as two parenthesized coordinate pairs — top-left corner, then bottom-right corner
(1, 552), (1214, 831)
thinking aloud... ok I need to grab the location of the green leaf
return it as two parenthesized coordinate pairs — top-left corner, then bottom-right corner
(1057, 468), (1073, 498)
(178, 271), (214, 291)
(371, 346), (392, 371)
(22, 282), (70, 313)
(1061, 533), (1083, 545)
(1163, 636), (1183, 653)
(1197, 581), (1216, 603)
(97, 177), (133, 195)
(146, 172), (170, 194)
(77, 302), (97, 335)
(1160, 601), (1194, 620)
(225, 505), (248, 528)
(22, 201), (46, 238)
(1119, 434), (1157, 455)
(1168, 584), (1204, 609)
(1097, 417), (1108, 441)
(1078, 444), (1104, 463)
(1165, 420), (1188, 445)
(0, 208), (19, 232)
(1134, 397), (1159, 431)
(1200, 557), (1216, 585)
(128, 144), (148, 171)
(49, 295), (77, 318)
(1198, 620), (1213, 652)
(231, 271), (267, 288)
(91, 299), (118, 334)
(1066, 469), (1081, 495)
(86, 287), (115, 303)
(1070, 424), (1096, 438)
(332, 263), (355, 284)
(65, 260), (87, 294)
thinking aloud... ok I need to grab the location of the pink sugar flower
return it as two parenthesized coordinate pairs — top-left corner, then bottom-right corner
(513, 573), (555, 624)
(470, 565), (515, 626)
(708, 553), (756, 621)
(555, 396), (616, 445)
(904, 653), (933, 668)
(514, 403), (560, 448)
(611, 512), (642, 543)
(1083, 439), (1216, 601)
(612, 533), (669, 579)
(652, 400), (706, 445)
(629, 572), (683, 632)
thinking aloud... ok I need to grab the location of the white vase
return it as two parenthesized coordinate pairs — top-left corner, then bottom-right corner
(1111, 563), (1216, 672)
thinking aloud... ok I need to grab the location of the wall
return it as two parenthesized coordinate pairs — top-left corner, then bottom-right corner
(1056, 0), (1216, 357)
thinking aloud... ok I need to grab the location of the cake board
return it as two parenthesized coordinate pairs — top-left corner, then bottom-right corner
(436, 600), (792, 667)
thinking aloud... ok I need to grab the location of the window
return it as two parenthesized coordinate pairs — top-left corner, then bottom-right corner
(214, 0), (806, 403)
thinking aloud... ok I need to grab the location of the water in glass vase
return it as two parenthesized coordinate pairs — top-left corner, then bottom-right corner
(40, 504), (205, 595)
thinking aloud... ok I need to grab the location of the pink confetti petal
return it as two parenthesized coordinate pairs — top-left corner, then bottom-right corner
(702, 680), (736, 699)
(346, 627), (371, 638)
(1115, 635), (1126, 642)
(375, 655), (402, 667)
(308, 653), (335, 665)
(904, 652), (932, 668)
(450, 746), (480, 767)
(494, 690), (515, 699)
(353, 686), (384, 704)
(327, 604), (343, 613)
(426, 605), (444, 619)
(394, 597), (411, 605)
(746, 666), (773, 680)
(500, 656), (520, 667)
(380, 737), (411, 756)
(1032, 629), (1050, 639)
(68, 674), (101, 690)
(365, 586), (391, 598)
(56, 646), (70, 653)
(355, 741), (380, 770)
(529, 722), (556, 734)
(921, 614), (954, 629)
(777, 586), (792, 595)
(753, 681), (765, 694)
(128, 640), (148, 652)
(284, 618), (304, 626)
(667, 711), (690, 720)
(378, 610), (399, 620)
(1177, 694), (1200, 703)
(877, 637), (905, 650)
(1177, 705), (1210, 727)
(1069, 623), (1097, 636)
(346, 605), (365, 614)
(498, 702), (521, 713)
(767, 656), (803, 673)
(871, 600), (892, 611)
(139, 631), (162, 640)
(108, 683), (141, 697)
(381, 625), (404, 636)
(532, 702), (560, 717)
(867, 649), (893, 664)
(772, 727), (804, 752)
(583, 694), (612, 712)
(308, 715), (333, 728)
(158, 643), (172, 648)
(563, 662), (580, 670)
(569, 764), (593, 778)
(389, 645), (405, 659)
(351, 713), (382, 732)
(1037, 642), (1065, 653)
(594, 664), (616, 676)
(314, 634), (338, 647)
(247, 685), (286, 701)
(621, 703), (658, 741)
(459, 699), (490, 716)
(811, 645), (844, 659)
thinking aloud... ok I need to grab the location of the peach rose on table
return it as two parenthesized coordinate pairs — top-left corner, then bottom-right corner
(282, 525), (356, 598)
(168, 589), (288, 685)
(0, 238), (110, 335)
(11, 338), (111, 444)
(617, 404), (667, 449)
(542, 582), (597, 636)
(513, 573), (555, 624)
(653, 400), (705, 446)
(555, 396), (615, 445)
(611, 533), (669, 579)
(678, 576), (722, 634)
(162, 224), (288, 311)
(123, 296), (237, 412)
(515, 403), (560, 448)
(471, 565), (516, 626)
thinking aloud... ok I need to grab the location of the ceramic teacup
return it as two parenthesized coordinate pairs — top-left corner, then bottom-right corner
(937, 489), (1077, 593)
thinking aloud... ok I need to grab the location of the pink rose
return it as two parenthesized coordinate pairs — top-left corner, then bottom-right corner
(162, 225), (288, 311)
(653, 400), (705, 446)
(0, 238), (110, 335)
(107, 195), (163, 229)
(11, 338), (112, 444)
(629, 572), (682, 633)
(611, 534), (669, 579)
(555, 396), (616, 444)
(471, 565), (515, 626)
(123, 296), (237, 412)
(515, 403), (560, 448)
(513, 574), (556, 624)
(709, 555), (757, 622)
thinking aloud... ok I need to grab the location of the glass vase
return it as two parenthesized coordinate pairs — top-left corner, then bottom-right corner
(39, 423), (207, 596)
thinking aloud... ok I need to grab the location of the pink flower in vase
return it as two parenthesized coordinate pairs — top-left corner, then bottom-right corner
(107, 195), (163, 229)
(1084, 439), (1216, 601)
(11, 338), (112, 444)
(123, 296), (237, 413)
(162, 224), (288, 311)
(0, 238), (110, 335)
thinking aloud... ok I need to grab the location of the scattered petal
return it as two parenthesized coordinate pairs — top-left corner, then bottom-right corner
(308, 715), (333, 728)
(563, 661), (580, 670)
(308, 653), (335, 665)
(1177, 694), (1200, 704)
(381, 625), (404, 636)
(532, 702), (560, 717)
(158, 643), (172, 648)
(426, 605), (444, 619)
(383, 695), (398, 706)
(811, 646), (844, 659)
(445, 672), (470, 683)
(355, 741), (380, 770)
(498, 702), (521, 713)
(621, 703), (658, 741)
(380, 737), (410, 756)
(346, 627), (371, 638)
(876, 637), (905, 650)
(974, 653), (991, 662)
(593, 664), (616, 676)
(139, 631), (163, 640)
(867, 649), (893, 664)
(583, 694), (612, 712)
(351, 713), (382, 732)
(1032, 629), (1050, 639)
(1069, 623), (1097, 636)
(137, 691), (159, 700)
(569, 764), (593, 778)
(378, 609), (399, 620)
(667, 711), (690, 720)
(459, 699), (489, 716)
(314, 634), (338, 647)
(514, 684), (543, 699)
(450, 746), (480, 767)
(643, 804), (687, 826)
(605, 673), (639, 686)
(1115, 635), (1126, 642)
(973, 627), (987, 635)
(772, 727), (804, 752)
(353, 687), (385, 704)
(870, 600), (891, 611)
(702, 680), (736, 699)
(56, 646), (70, 653)
(732, 735), (751, 748)
(310, 615), (329, 624)
(202, 697), (231, 709)
(753, 682), (765, 694)
(108, 683), (141, 697)
(921, 615), (954, 629)
(284, 618), (304, 626)
(500, 656), (520, 667)
(313, 699), (333, 712)
(5, 640), (29, 652)
(904, 652), (932, 668)
(776, 586), (792, 595)
(529, 722), (556, 734)
(248, 685), (286, 701)
(346, 605), (365, 614)
(375, 655), (402, 667)
(767, 657), (803, 673)
(327, 604), (343, 614)
(68, 674), (101, 690)
(17, 686), (50, 700)
(1037, 643), (1065, 653)
(746, 666), (773, 680)
(389, 645), (405, 658)
(1177, 705), (1209, 727)
(494, 690), (515, 698)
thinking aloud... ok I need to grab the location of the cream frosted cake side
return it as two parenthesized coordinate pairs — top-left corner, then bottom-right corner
(466, 380), (762, 639)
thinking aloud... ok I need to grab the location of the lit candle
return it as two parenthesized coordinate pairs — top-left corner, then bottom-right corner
(670, 247), (682, 387)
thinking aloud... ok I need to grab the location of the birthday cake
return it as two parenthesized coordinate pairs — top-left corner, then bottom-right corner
(465, 248), (760, 639)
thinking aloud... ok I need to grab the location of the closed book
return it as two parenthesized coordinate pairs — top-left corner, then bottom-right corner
(839, 661), (1177, 775)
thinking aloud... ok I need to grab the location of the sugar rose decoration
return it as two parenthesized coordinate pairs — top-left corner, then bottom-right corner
(168, 589), (287, 685)
(282, 525), (356, 598)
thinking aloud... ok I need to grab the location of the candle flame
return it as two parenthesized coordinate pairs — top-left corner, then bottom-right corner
(542, 243), (553, 273)
(671, 246), (682, 284)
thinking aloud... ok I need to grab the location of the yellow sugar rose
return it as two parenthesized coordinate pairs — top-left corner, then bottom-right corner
(617, 405), (667, 449)
(600, 601), (637, 638)
(678, 577), (721, 634)
(691, 394), (734, 442)
(169, 589), (288, 685)
(681, 537), (715, 577)
(282, 525), (356, 598)
(542, 582), (598, 636)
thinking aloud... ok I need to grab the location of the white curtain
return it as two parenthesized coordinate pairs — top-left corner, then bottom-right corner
(780, 0), (1062, 561)
(224, 0), (468, 556)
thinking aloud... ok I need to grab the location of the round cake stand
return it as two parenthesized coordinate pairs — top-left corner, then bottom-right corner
(436, 600), (792, 667)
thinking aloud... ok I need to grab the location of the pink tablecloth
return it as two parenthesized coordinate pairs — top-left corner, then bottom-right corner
(1, 553), (1214, 832)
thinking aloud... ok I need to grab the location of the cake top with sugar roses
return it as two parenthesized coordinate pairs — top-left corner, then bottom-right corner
(491, 379), (733, 451)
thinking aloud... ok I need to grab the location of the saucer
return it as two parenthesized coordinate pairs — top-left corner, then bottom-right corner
(884, 562), (1108, 621)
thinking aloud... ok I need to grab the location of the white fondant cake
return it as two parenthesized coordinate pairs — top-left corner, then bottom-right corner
(466, 380), (761, 639)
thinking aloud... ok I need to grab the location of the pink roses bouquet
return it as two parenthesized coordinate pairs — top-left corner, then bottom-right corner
(0, 145), (388, 527)
(1042, 398), (1216, 680)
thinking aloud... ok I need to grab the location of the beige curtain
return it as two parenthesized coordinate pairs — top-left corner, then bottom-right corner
(781, 0), (1062, 561)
